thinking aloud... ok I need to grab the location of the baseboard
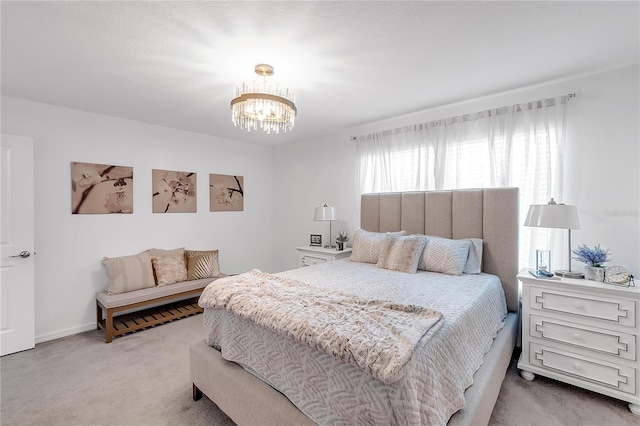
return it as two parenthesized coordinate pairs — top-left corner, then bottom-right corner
(35, 322), (96, 344)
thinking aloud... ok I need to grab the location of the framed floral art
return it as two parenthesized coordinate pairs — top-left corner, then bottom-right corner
(152, 169), (197, 213)
(209, 174), (244, 212)
(71, 162), (133, 214)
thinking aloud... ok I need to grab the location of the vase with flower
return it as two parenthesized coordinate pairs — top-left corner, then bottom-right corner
(572, 244), (611, 282)
(335, 231), (349, 251)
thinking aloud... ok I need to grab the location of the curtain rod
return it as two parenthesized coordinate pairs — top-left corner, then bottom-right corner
(350, 92), (576, 142)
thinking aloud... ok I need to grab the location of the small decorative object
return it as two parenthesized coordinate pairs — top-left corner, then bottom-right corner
(152, 169), (196, 213)
(572, 244), (611, 282)
(584, 266), (605, 282)
(71, 162), (133, 214)
(335, 231), (349, 251)
(209, 174), (244, 212)
(604, 265), (633, 286)
(535, 249), (551, 272)
(310, 234), (322, 246)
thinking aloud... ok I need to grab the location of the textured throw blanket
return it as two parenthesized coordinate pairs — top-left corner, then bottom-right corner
(198, 269), (443, 384)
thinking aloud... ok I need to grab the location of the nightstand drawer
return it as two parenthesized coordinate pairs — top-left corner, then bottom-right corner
(530, 315), (636, 361)
(301, 255), (327, 267)
(530, 287), (636, 328)
(530, 343), (636, 394)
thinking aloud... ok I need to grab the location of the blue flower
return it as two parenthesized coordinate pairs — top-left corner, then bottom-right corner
(571, 244), (611, 267)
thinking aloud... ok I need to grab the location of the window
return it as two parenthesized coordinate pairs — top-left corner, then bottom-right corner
(355, 95), (570, 270)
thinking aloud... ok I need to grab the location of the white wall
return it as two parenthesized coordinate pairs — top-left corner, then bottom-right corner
(2, 64), (638, 342)
(1, 96), (275, 342)
(273, 65), (640, 275)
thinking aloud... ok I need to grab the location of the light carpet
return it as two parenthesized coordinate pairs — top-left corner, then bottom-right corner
(1, 314), (637, 425)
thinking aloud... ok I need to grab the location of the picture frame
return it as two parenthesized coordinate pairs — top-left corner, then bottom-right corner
(209, 173), (244, 212)
(310, 234), (322, 246)
(71, 161), (133, 214)
(152, 169), (197, 213)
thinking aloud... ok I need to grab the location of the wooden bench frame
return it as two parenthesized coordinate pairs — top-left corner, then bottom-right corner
(96, 277), (221, 343)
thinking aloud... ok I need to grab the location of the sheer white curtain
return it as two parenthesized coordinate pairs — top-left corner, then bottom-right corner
(355, 95), (571, 270)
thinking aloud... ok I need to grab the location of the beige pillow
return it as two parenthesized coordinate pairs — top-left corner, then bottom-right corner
(418, 236), (471, 276)
(186, 250), (220, 280)
(376, 235), (427, 273)
(463, 238), (483, 274)
(350, 229), (407, 264)
(151, 252), (188, 286)
(148, 247), (185, 258)
(103, 252), (156, 295)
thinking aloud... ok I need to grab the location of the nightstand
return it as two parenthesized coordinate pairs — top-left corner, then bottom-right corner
(517, 270), (640, 415)
(296, 246), (352, 267)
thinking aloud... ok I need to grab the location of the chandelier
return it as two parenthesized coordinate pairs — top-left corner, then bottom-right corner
(230, 64), (297, 134)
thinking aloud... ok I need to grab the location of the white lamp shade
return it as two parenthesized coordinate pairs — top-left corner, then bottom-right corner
(524, 204), (580, 229)
(314, 205), (338, 221)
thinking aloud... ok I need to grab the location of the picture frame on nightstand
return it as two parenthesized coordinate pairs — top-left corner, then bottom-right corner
(310, 234), (322, 246)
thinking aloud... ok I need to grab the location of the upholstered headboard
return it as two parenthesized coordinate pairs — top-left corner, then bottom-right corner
(360, 188), (519, 312)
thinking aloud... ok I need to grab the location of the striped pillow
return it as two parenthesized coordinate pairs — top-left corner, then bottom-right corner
(103, 252), (155, 295)
(186, 250), (220, 280)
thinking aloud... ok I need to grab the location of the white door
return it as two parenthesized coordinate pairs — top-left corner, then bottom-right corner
(1, 134), (35, 356)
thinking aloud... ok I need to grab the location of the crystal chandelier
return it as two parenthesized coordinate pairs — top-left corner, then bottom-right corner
(230, 64), (297, 134)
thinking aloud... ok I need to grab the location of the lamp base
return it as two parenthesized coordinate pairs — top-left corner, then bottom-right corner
(554, 270), (584, 279)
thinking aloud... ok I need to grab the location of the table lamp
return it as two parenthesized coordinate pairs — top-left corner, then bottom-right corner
(524, 198), (582, 278)
(314, 203), (338, 249)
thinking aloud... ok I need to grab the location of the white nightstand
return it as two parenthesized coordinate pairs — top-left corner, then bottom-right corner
(517, 269), (640, 415)
(296, 246), (352, 267)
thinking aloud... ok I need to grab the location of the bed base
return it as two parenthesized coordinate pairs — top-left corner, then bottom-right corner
(190, 312), (517, 425)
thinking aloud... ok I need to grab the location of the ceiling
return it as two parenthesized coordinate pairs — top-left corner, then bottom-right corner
(2, 1), (638, 146)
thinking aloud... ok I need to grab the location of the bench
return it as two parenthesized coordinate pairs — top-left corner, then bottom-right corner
(96, 276), (223, 343)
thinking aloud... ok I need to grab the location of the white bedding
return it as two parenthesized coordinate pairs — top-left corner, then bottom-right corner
(202, 259), (507, 425)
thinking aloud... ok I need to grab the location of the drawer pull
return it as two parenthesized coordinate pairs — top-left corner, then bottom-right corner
(574, 302), (583, 309)
(573, 362), (582, 371)
(573, 333), (582, 340)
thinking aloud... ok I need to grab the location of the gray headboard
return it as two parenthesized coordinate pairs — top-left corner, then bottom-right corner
(360, 188), (519, 312)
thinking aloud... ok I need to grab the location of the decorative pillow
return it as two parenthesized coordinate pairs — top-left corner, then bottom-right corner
(185, 250), (220, 280)
(350, 229), (407, 264)
(103, 252), (155, 295)
(151, 252), (188, 286)
(418, 236), (471, 276)
(463, 238), (483, 274)
(376, 235), (427, 273)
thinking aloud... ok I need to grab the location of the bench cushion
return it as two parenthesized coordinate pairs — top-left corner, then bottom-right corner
(96, 278), (215, 309)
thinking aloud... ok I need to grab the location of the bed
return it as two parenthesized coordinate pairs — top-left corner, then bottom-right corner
(190, 188), (519, 425)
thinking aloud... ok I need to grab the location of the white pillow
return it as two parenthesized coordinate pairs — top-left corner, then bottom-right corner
(463, 238), (483, 274)
(376, 235), (427, 273)
(418, 236), (471, 276)
(350, 229), (407, 264)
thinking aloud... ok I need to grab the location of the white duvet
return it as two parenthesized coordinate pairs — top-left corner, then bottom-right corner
(202, 259), (507, 425)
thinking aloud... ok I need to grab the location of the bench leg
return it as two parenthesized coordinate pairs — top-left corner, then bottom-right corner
(105, 308), (114, 343)
(96, 301), (102, 330)
(193, 383), (203, 401)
